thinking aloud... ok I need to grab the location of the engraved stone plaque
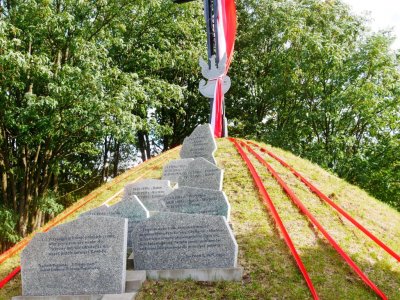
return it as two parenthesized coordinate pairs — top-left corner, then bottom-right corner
(132, 212), (238, 270)
(162, 158), (194, 183)
(159, 187), (230, 220)
(124, 179), (173, 211)
(180, 124), (217, 165)
(21, 216), (128, 296)
(80, 195), (149, 248)
(178, 158), (223, 191)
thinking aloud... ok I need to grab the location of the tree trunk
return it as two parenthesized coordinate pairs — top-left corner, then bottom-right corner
(137, 131), (147, 162)
(102, 137), (110, 182)
(0, 159), (7, 206)
(145, 133), (151, 160)
(113, 140), (120, 178)
(10, 172), (16, 211)
(18, 146), (31, 236)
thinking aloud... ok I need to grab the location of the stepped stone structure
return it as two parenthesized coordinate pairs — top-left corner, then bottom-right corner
(15, 124), (240, 300)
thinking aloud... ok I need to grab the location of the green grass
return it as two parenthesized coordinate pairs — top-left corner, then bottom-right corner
(1, 139), (399, 299)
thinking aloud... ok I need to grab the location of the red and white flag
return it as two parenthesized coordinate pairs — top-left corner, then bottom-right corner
(210, 0), (237, 138)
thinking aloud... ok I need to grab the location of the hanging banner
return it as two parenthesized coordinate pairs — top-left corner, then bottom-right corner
(211, 0), (237, 137)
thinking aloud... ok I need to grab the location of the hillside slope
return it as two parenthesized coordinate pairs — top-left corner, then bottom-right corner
(1, 139), (400, 299)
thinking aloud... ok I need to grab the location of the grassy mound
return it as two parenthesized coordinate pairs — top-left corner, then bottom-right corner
(1, 139), (399, 299)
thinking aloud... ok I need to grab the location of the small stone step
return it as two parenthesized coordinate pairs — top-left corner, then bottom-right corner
(12, 273), (143, 300)
(102, 293), (136, 300)
(125, 270), (146, 292)
(146, 266), (244, 282)
(12, 293), (137, 300)
(12, 296), (103, 300)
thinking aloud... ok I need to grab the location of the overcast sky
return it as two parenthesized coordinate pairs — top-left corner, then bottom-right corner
(343, 0), (400, 50)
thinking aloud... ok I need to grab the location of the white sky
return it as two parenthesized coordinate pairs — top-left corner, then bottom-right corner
(343, 0), (400, 50)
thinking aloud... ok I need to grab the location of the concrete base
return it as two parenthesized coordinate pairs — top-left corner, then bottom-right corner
(125, 270), (146, 292)
(12, 293), (136, 300)
(103, 293), (136, 300)
(146, 267), (243, 282)
(12, 271), (145, 300)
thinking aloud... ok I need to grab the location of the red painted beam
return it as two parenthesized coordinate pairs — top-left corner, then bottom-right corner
(229, 138), (319, 300)
(240, 140), (387, 300)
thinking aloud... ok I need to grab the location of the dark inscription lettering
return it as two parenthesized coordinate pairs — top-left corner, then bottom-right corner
(138, 225), (226, 251)
(47, 234), (115, 256)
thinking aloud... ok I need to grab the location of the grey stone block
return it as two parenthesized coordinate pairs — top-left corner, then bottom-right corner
(80, 196), (149, 248)
(12, 294), (137, 300)
(180, 124), (217, 165)
(102, 293), (136, 300)
(132, 212), (238, 270)
(159, 186), (230, 220)
(162, 158), (194, 182)
(124, 179), (173, 211)
(12, 296), (103, 300)
(146, 267), (244, 282)
(21, 216), (128, 296)
(125, 270), (146, 292)
(177, 158), (223, 191)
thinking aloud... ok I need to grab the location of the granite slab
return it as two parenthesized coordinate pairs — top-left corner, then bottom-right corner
(21, 216), (128, 296)
(80, 196), (149, 248)
(177, 158), (223, 191)
(180, 124), (217, 165)
(159, 186), (230, 220)
(124, 179), (173, 211)
(132, 212), (237, 270)
(146, 267), (243, 282)
(162, 158), (194, 182)
(12, 293), (136, 300)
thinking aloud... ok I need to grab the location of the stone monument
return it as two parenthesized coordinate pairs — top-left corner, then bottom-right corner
(162, 158), (194, 182)
(159, 186), (230, 220)
(80, 195), (149, 248)
(180, 124), (217, 165)
(178, 158), (223, 190)
(21, 216), (128, 296)
(124, 179), (173, 211)
(132, 212), (237, 270)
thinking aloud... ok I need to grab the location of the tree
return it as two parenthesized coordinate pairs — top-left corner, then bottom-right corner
(108, 0), (207, 153)
(228, 0), (400, 207)
(0, 1), (144, 242)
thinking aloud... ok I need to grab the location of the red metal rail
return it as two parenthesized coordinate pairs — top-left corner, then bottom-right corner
(239, 139), (387, 300)
(229, 138), (319, 300)
(246, 140), (400, 263)
(0, 266), (21, 289)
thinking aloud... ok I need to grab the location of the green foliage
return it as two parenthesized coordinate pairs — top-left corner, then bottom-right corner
(0, 0), (206, 243)
(228, 0), (400, 208)
(36, 192), (64, 216)
(0, 0), (398, 247)
(0, 207), (19, 244)
(108, 0), (207, 150)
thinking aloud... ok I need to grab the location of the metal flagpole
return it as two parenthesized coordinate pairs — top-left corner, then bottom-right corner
(203, 0), (215, 123)
(173, 0), (228, 137)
